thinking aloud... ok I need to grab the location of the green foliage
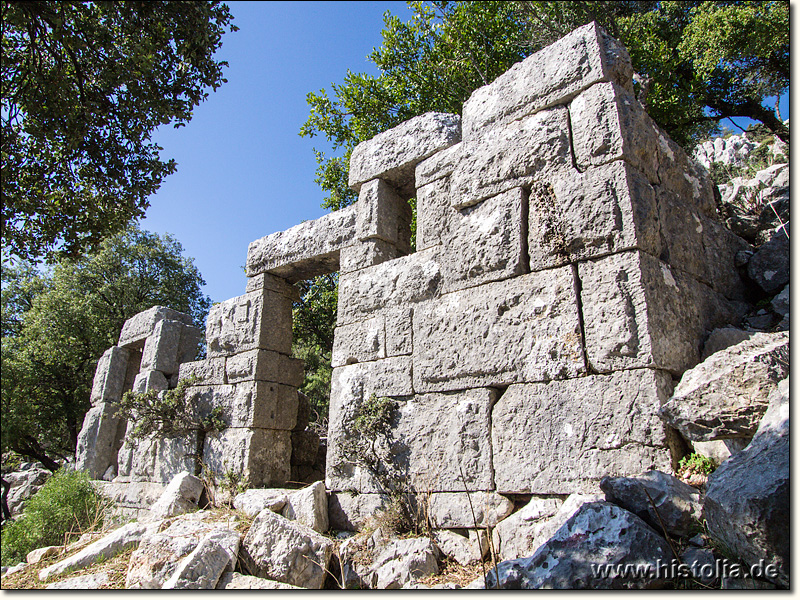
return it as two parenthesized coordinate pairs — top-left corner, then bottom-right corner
(354, 394), (396, 440)
(0, 469), (111, 565)
(1, 1), (238, 260)
(678, 452), (716, 476)
(1, 225), (211, 465)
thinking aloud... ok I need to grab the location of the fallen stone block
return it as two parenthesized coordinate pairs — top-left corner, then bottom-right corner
(90, 346), (131, 404)
(282, 480), (329, 533)
(233, 488), (289, 516)
(216, 573), (303, 589)
(433, 529), (486, 566)
(146, 471), (204, 523)
(369, 537), (440, 589)
(46, 573), (110, 589)
(162, 528), (240, 589)
(701, 327), (757, 361)
(427, 492), (514, 529)
(26, 546), (61, 565)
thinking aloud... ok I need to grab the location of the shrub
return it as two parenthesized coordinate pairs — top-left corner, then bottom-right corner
(0, 469), (110, 565)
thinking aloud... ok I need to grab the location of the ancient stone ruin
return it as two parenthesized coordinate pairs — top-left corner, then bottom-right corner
(76, 22), (750, 527)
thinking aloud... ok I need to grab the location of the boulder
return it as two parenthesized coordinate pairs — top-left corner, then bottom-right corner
(161, 528), (240, 589)
(233, 488), (289, 517)
(145, 471), (203, 522)
(747, 223), (789, 294)
(659, 331), (789, 441)
(432, 529), (486, 566)
(701, 327), (756, 361)
(703, 377), (789, 587)
(282, 480), (329, 533)
(327, 492), (390, 531)
(6, 467), (50, 516)
(341, 532), (439, 590)
(25, 546), (61, 565)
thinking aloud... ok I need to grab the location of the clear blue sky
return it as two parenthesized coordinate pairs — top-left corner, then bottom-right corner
(141, 1), (790, 305)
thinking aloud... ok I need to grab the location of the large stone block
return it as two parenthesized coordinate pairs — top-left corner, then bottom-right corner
(140, 319), (183, 375)
(328, 492), (390, 531)
(178, 357), (227, 386)
(415, 173), (453, 251)
(415, 142), (462, 188)
(132, 370), (169, 394)
(225, 349), (304, 387)
(75, 402), (124, 480)
(331, 307), (412, 368)
(337, 248), (442, 326)
(462, 21), (633, 139)
(245, 203), (356, 281)
(116, 426), (199, 484)
(206, 288), (293, 358)
(187, 382), (298, 430)
(412, 267), (585, 393)
(492, 369), (673, 494)
(203, 428), (292, 488)
(528, 161), (660, 272)
(356, 178), (412, 250)
(579, 250), (745, 374)
(119, 306), (194, 349)
(245, 272), (301, 301)
(90, 346), (131, 405)
(427, 492), (514, 528)
(348, 112), (462, 195)
(450, 106), (572, 209)
(339, 238), (404, 274)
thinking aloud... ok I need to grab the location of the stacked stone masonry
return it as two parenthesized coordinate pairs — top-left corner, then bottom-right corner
(76, 23), (749, 525)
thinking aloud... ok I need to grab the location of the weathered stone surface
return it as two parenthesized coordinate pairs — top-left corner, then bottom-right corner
(162, 528), (240, 589)
(95, 481), (166, 512)
(233, 488), (289, 517)
(659, 331), (789, 441)
(118, 306), (193, 349)
(187, 381), (298, 430)
(771, 283), (789, 317)
(331, 316), (386, 367)
(178, 357), (227, 386)
(26, 546), (61, 565)
(747, 223), (789, 294)
(462, 21), (632, 140)
(349, 112), (461, 195)
(116, 427), (198, 484)
(225, 349), (304, 387)
(203, 427), (291, 487)
(291, 429), (320, 465)
(90, 346), (131, 404)
(5, 467), (50, 516)
(529, 161), (659, 272)
(600, 470), (703, 538)
(493, 370), (673, 494)
(46, 573), (110, 589)
(240, 508), (334, 589)
(427, 492), (514, 529)
(413, 267), (584, 393)
(356, 178), (412, 249)
(698, 217), (750, 300)
(245, 272), (301, 301)
(206, 288), (293, 357)
(433, 530), (486, 566)
(245, 203), (356, 281)
(369, 537), (440, 589)
(339, 238), (404, 274)
(451, 107), (572, 209)
(282, 481), (329, 533)
(691, 439), (749, 465)
(704, 377), (789, 587)
(337, 248), (442, 326)
(216, 573), (303, 589)
(579, 250), (744, 374)
(328, 492), (390, 531)
(441, 187), (525, 293)
(74, 401), (123, 480)
(132, 369), (168, 394)
(485, 502), (672, 589)
(141, 318), (184, 375)
(415, 142), (462, 187)
(701, 327), (756, 361)
(146, 471), (203, 523)
(415, 173), (453, 251)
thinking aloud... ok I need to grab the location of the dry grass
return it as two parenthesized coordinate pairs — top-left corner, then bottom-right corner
(419, 557), (484, 588)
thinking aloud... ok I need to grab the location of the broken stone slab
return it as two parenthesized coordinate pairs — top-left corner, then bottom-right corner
(90, 346), (131, 404)
(579, 249), (746, 374)
(233, 488), (289, 516)
(369, 537), (440, 589)
(328, 492), (390, 531)
(205, 287), (293, 358)
(240, 508), (335, 589)
(356, 178), (413, 250)
(339, 238), (404, 274)
(245, 203), (356, 281)
(348, 112), (461, 196)
(659, 331), (789, 441)
(485, 502), (673, 589)
(747, 222), (789, 294)
(161, 528), (240, 589)
(74, 401), (123, 480)
(132, 369), (169, 394)
(178, 357), (227, 386)
(427, 492), (514, 529)
(703, 377), (789, 587)
(202, 427), (291, 488)
(245, 271), (301, 301)
(282, 480), (329, 533)
(413, 267), (584, 393)
(45, 573), (110, 589)
(225, 349), (304, 387)
(337, 248), (442, 326)
(118, 306), (194, 349)
(599, 470), (703, 539)
(95, 480), (166, 512)
(462, 21), (633, 140)
(691, 439), (749, 466)
(216, 573), (303, 589)
(433, 529), (486, 566)
(492, 369), (673, 494)
(145, 471), (204, 523)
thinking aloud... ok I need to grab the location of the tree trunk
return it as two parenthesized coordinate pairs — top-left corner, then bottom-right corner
(12, 436), (61, 472)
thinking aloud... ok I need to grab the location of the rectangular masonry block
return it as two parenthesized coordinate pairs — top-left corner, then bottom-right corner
(245, 203), (356, 282)
(491, 369), (674, 494)
(415, 175), (454, 251)
(415, 142), (462, 188)
(178, 357), (227, 386)
(75, 402), (124, 480)
(206, 288), (293, 358)
(140, 319), (183, 376)
(90, 346), (131, 405)
(348, 112), (462, 196)
(441, 187), (526, 293)
(225, 349), (305, 387)
(655, 129), (717, 219)
(187, 382), (299, 431)
(118, 306), (194, 349)
(331, 316), (386, 367)
(116, 425), (199, 484)
(203, 428), (292, 488)
(339, 239), (404, 274)
(462, 21), (633, 140)
(355, 178), (412, 250)
(412, 267), (585, 393)
(132, 370), (169, 395)
(246, 272), (301, 302)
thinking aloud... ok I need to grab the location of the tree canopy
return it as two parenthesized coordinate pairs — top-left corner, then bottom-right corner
(1, 1), (237, 260)
(1, 225), (211, 469)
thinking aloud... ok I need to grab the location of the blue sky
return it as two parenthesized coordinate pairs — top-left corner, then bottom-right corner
(141, 1), (790, 305)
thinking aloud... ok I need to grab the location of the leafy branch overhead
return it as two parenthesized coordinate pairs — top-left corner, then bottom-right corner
(1, 1), (238, 260)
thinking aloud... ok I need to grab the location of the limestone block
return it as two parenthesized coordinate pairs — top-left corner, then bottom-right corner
(45, 573), (110, 589)
(356, 178), (412, 250)
(569, 81), (659, 182)
(331, 316), (386, 367)
(433, 530), (486, 566)
(116, 425), (199, 484)
(119, 306), (194, 349)
(132, 370), (169, 394)
(337, 248), (442, 326)
(412, 268), (584, 393)
(384, 307), (412, 357)
(579, 250), (745, 374)
(177, 324), (203, 364)
(283, 481), (329, 533)
(216, 573), (302, 589)
(441, 187), (525, 293)
(492, 369), (674, 494)
(162, 528), (240, 589)
(245, 203), (356, 281)
(328, 492), (390, 531)
(348, 112), (462, 195)
(90, 346), (131, 404)
(655, 128), (717, 218)
(450, 106), (572, 209)
(368, 537), (440, 589)
(178, 357), (227, 386)
(655, 186), (710, 283)
(233, 488), (289, 516)
(146, 471), (204, 523)
(225, 349), (304, 387)
(462, 21), (633, 140)
(427, 492), (514, 529)
(187, 382), (298, 430)
(415, 174), (454, 251)
(75, 402), (123, 480)
(203, 428), (292, 487)
(529, 161), (660, 272)
(95, 481), (166, 512)
(245, 272), (301, 301)
(339, 238), (403, 274)
(205, 287), (293, 358)
(491, 496), (565, 561)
